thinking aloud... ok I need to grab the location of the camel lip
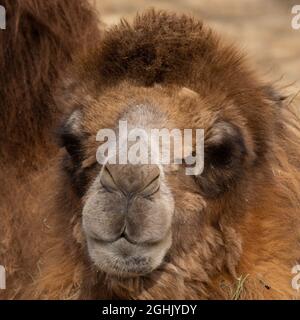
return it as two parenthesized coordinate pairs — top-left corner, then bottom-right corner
(89, 234), (139, 247)
(87, 230), (165, 247)
(89, 238), (155, 277)
(86, 235), (172, 277)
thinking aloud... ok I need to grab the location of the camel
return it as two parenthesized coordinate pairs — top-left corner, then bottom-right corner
(1, 7), (300, 299)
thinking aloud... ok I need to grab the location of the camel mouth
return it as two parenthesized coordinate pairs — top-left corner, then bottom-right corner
(86, 233), (172, 277)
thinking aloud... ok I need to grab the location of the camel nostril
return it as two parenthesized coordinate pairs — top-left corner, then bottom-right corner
(100, 164), (161, 197)
(120, 230), (126, 238)
(139, 173), (160, 197)
(100, 165), (120, 193)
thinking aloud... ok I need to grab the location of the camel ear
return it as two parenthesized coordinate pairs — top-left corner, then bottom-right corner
(262, 85), (287, 108)
(196, 121), (247, 198)
(178, 87), (199, 99)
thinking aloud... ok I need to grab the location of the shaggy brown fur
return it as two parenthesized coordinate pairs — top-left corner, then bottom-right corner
(0, 0), (100, 299)
(1, 9), (300, 300)
(0, 0), (100, 168)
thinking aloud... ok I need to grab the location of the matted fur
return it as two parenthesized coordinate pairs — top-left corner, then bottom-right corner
(0, 0), (100, 299)
(1, 9), (300, 300)
(0, 0), (100, 168)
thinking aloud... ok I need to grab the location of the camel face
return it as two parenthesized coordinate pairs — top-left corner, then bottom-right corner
(2, 6), (299, 299)
(59, 82), (253, 277)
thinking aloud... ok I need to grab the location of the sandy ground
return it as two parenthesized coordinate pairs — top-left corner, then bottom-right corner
(91, 0), (300, 92)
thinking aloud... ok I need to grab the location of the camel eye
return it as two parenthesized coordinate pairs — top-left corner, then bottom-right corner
(196, 121), (248, 197)
(58, 110), (84, 162)
(205, 121), (246, 169)
(60, 132), (82, 160)
(206, 141), (236, 168)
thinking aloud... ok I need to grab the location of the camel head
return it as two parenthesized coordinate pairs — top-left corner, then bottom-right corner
(56, 10), (277, 283)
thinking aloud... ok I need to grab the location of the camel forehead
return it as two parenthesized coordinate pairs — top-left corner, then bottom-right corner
(70, 103), (171, 137)
(82, 86), (215, 131)
(78, 94), (178, 134)
(119, 104), (169, 129)
(68, 83), (221, 137)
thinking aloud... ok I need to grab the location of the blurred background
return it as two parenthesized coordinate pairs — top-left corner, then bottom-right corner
(92, 0), (300, 91)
